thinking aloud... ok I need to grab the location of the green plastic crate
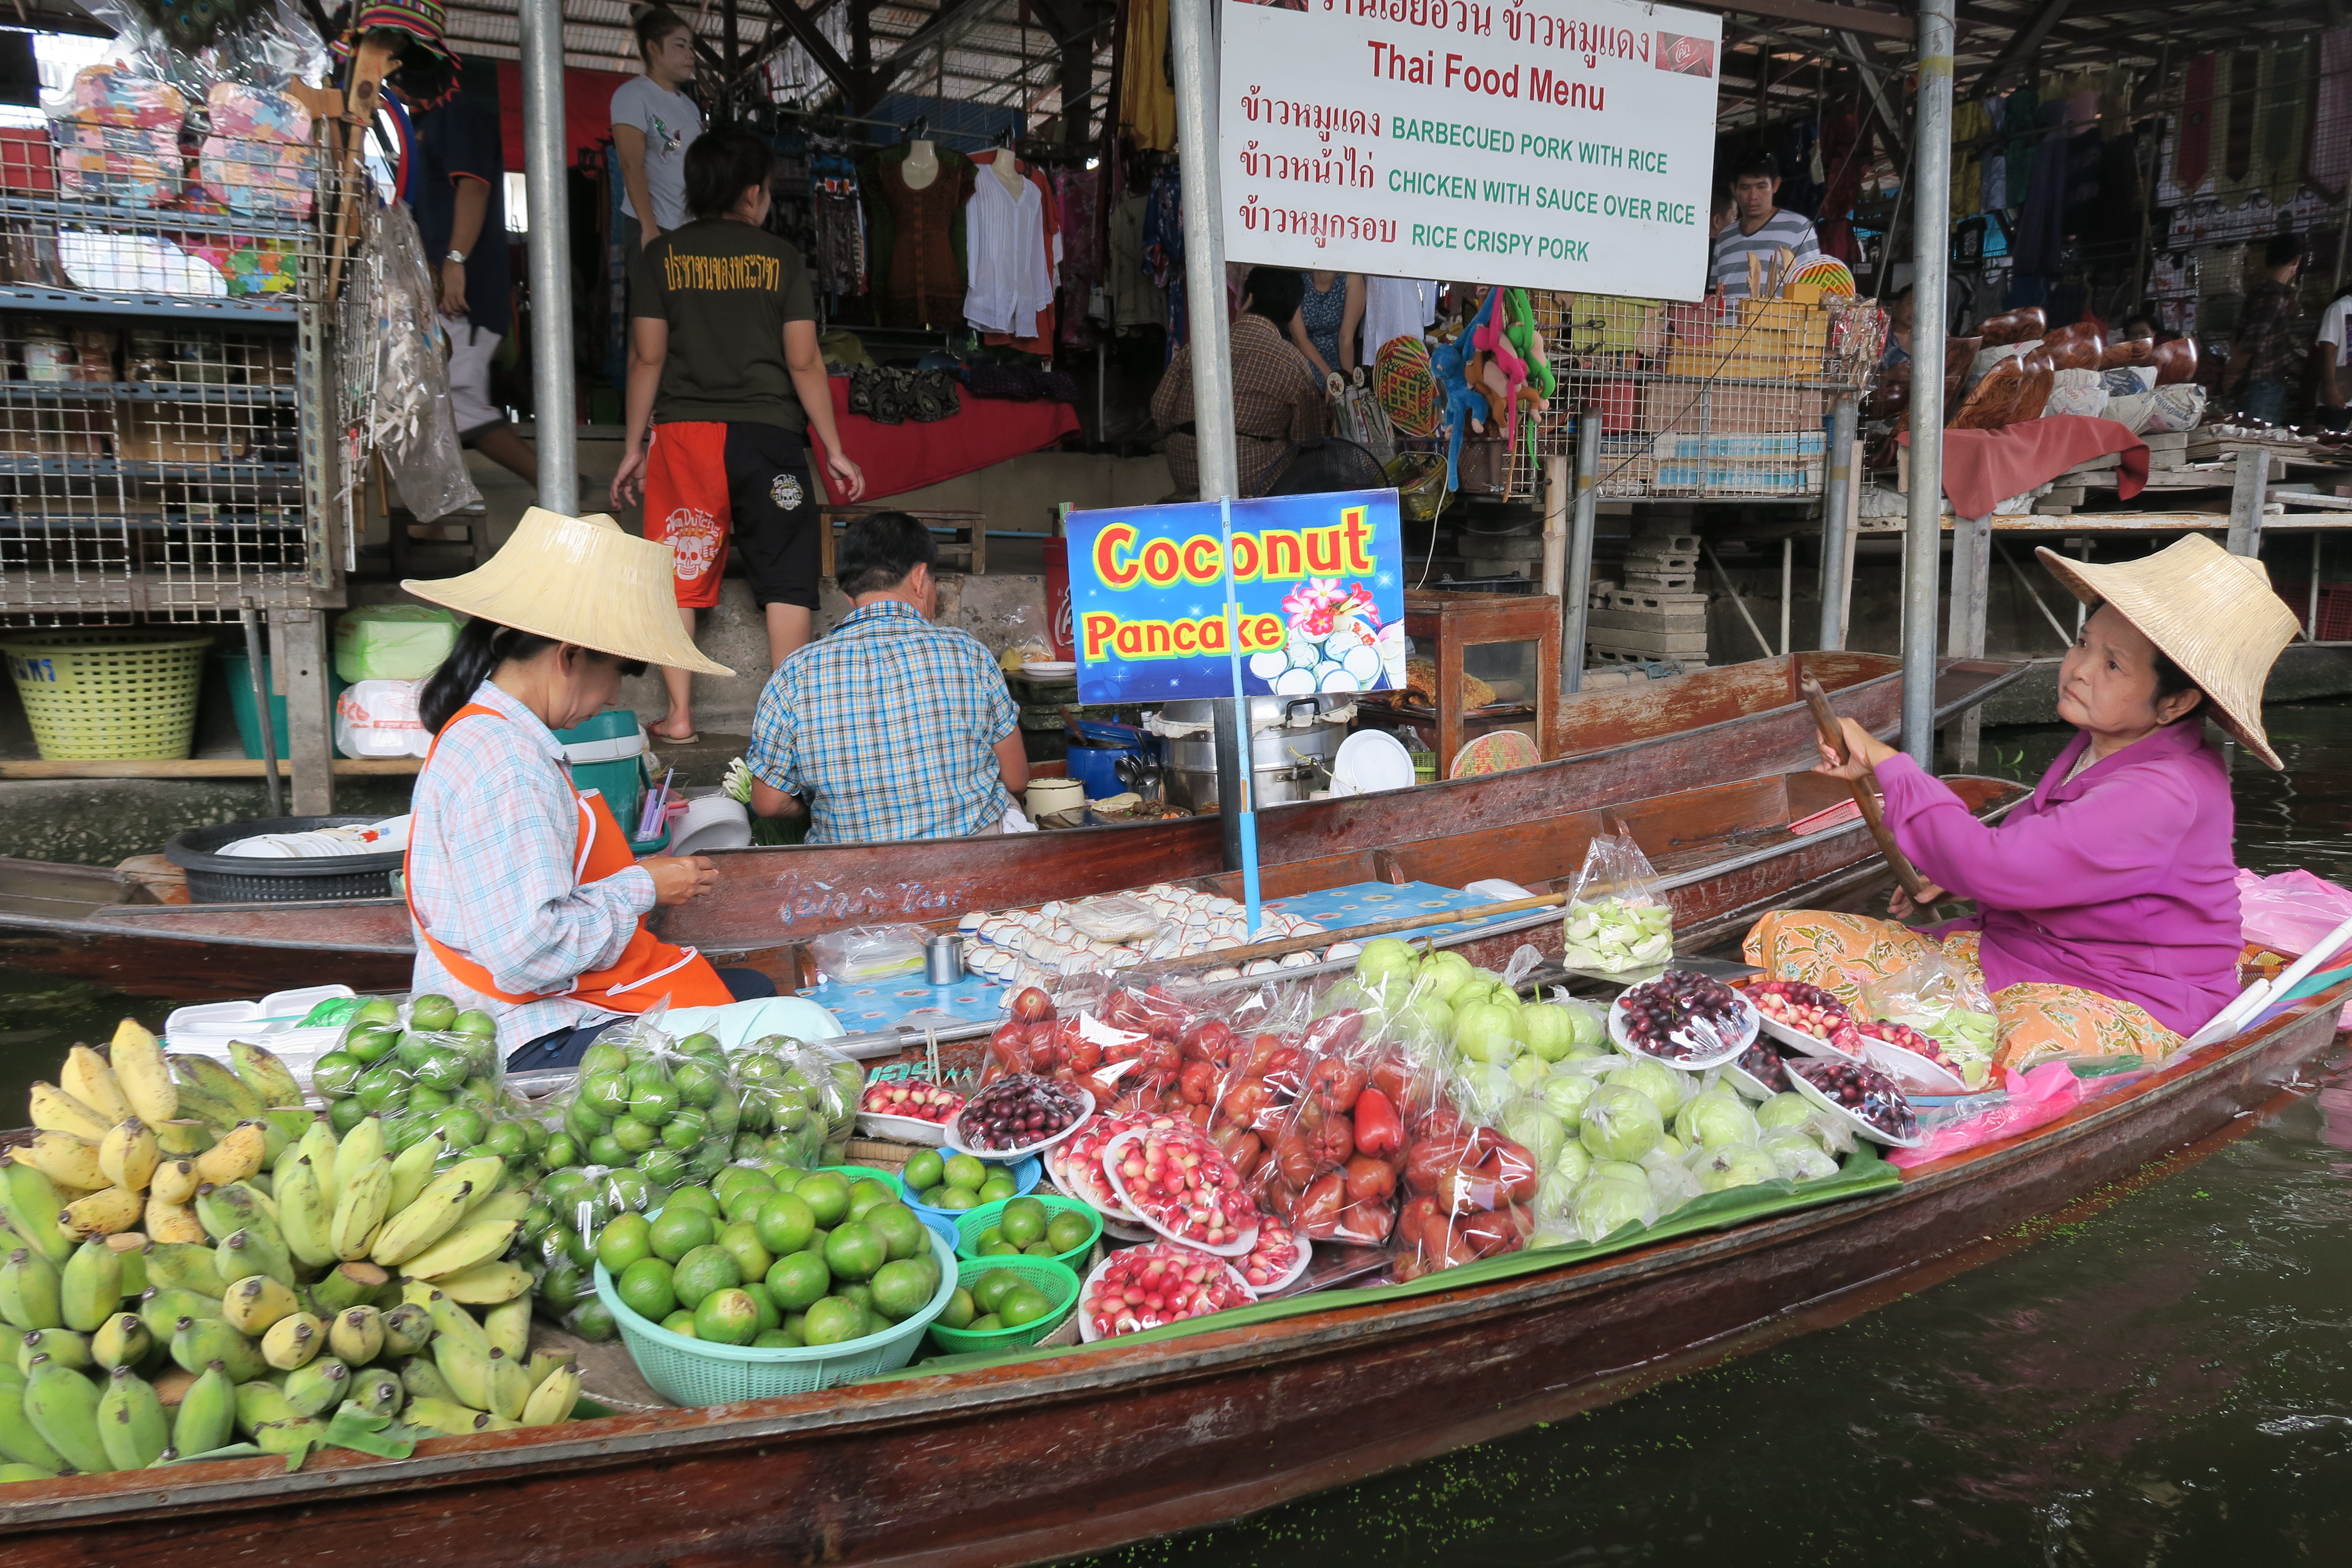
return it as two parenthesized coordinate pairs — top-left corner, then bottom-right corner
(926, 1253), (1081, 1356)
(952, 1193), (1102, 1270)
(594, 1228), (956, 1405)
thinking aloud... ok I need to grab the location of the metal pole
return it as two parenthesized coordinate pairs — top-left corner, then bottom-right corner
(1560, 408), (1600, 693)
(1900, 0), (1955, 766)
(1171, 0), (1248, 869)
(240, 603), (282, 818)
(2226, 446), (2267, 557)
(521, 0), (578, 514)
(1818, 392), (1858, 649)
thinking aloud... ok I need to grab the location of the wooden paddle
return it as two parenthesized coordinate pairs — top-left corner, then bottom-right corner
(1798, 675), (1935, 903)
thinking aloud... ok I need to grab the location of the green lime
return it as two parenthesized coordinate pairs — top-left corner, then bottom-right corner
(999, 1197), (1048, 1248)
(343, 1024), (397, 1065)
(971, 1268), (1023, 1316)
(902, 1149), (945, 1192)
(915, 1185), (946, 1207)
(452, 1009), (497, 1038)
(765, 1250), (830, 1311)
(980, 1237), (1021, 1258)
(938, 1286), (977, 1330)
(596, 1212), (654, 1273)
(408, 992), (458, 1031)
(753, 1326), (800, 1348)
(569, 1300), (618, 1342)
(934, 1188), (982, 1213)
(564, 1099), (609, 1145)
(413, 1048), (469, 1092)
(864, 1202), (925, 1262)
(310, 1052), (362, 1098)
(823, 1221), (885, 1283)
(763, 1164), (805, 1193)
(739, 1280), (781, 1334)
(846, 1179), (897, 1222)
(943, 1153), (986, 1192)
(578, 1043), (628, 1077)
(1045, 1211), (1092, 1254)
(648, 1206), (714, 1264)
(692, 1287), (761, 1345)
(714, 1164), (772, 1202)
(637, 1147), (689, 1188)
(717, 1220), (774, 1285)
(673, 1059), (725, 1108)
(660, 1309), (698, 1338)
(665, 1184), (721, 1219)
(482, 1120), (530, 1160)
(671, 1243), (743, 1311)
(800, 1296), (866, 1347)
(833, 1282), (874, 1315)
(996, 1284), (1054, 1329)
(328, 1096), (368, 1135)
(753, 1192), (815, 1257)
(587, 1134), (629, 1167)
(560, 1224), (596, 1269)
(608, 1170), (652, 1213)
(616, 1256), (677, 1321)
(538, 1260), (584, 1314)
(796, 1172), (850, 1228)
(660, 1109), (710, 1152)
(977, 1175), (1017, 1205)
(609, 1116), (658, 1155)
(1023, 1242), (1056, 1257)
(578, 1072), (631, 1119)
(720, 1180), (775, 1226)
(869, 1259), (933, 1322)
(628, 1081), (680, 1128)
(966, 1313), (1002, 1332)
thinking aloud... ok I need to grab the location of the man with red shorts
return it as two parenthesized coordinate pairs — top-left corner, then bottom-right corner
(612, 127), (865, 741)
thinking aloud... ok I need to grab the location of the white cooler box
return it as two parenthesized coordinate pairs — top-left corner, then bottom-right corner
(165, 984), (359, 1083)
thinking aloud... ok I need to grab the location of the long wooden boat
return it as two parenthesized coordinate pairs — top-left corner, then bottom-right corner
(0, 654), (2024, 1000)
(0, 911), (2338, 1564)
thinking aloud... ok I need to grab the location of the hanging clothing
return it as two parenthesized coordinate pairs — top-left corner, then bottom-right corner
(2176, 53), (2218, 194)
(811, 138), (867, 305)
(1054, 166), (1103, 350)
(1119, 0), (1177, 153)
(1359, 275), (1434, 365)
(2217, 49), (2258, 205)
(965, 158), (1055, 339)
(1106, 189), (1164, 332)
(2254, 40), (2315, 205)
(2004, 83), (2042, 208)
(1142, 162), (1185, 352)
(1297, 271), (1350, 372)
(862, 143), (974, 330)
(1951, 99), (1993, 218)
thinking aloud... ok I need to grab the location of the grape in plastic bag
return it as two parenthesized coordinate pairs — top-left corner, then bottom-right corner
(1559, 826), (1674, 974)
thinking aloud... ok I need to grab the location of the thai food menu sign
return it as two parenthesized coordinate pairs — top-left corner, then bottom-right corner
(1064, 489), (1407, 704)
(1220, 0), (1721, 298)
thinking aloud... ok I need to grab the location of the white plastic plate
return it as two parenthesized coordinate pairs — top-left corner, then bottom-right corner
(1755, 1010), (1864, 1063)
(1607, 991), (1757, 1072)
(855, 1109), (953, 1146)
(1856, 1030), (1970, 1095)
(1099, 1128), (1258, 1257)
(1077, 1243), (1255, 1342)
(1783, 1058), (1924, 1148)
(945, 1081), (1095, 1162)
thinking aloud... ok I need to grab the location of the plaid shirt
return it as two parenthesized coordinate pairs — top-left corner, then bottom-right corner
(406, 680), (654, 1048)
(1152, 313), (1327, 497)
(749, 600), (1019, 843)
(2235, 278), (2298, 387)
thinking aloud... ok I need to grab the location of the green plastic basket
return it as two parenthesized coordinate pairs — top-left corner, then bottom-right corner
(952, 1193), (1102, 1269)
(594, 1228), (957, 1405)
(3, 632), (210, 760)
(822, 1164), (902, 1194)
(927, 1253), (1081, 1355)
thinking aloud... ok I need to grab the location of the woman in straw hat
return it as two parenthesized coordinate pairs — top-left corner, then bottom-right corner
(1744, 535), (2299, 1074)
(402, 508), (781, 1069)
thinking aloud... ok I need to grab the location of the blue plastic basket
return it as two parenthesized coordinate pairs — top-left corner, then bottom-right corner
(898, 1154), (1041, 1225)
(594, 1228), (957, 1405)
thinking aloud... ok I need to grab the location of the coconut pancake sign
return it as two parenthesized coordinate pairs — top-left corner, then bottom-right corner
(1221, 0), (1721, 297)
(1064, 489), (1407, 704)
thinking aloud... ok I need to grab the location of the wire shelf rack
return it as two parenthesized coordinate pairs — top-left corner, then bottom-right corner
(0, 78), (347, 627)
(1506, 291), (1887, 503)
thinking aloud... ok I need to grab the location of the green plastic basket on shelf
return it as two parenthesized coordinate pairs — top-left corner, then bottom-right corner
(927, 1253), (1081, 1356)
(594, 1228), (958, 1405)
(3, 632), (211, 760)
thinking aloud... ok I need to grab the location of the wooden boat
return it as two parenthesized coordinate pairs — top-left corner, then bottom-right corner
(1, 911), (2340, 1565)
(0, 654), (2024, 1000)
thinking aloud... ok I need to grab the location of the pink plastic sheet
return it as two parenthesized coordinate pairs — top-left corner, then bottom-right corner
(2237, 867), (2352, 955)
(1888, 1062), (2082, 1168)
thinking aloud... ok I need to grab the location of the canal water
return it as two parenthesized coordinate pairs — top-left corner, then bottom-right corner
(0, 705), (2347, 1563)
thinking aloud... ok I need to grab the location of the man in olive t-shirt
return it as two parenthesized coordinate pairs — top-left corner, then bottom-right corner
(612, 128), (865, 743)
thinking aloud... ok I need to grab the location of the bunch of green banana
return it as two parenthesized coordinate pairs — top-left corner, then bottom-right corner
(0, 1029), (584, 1485)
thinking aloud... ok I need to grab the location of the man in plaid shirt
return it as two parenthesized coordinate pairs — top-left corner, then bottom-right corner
(2228, 233), (2303, 426)
(747, 511), (1029, 842)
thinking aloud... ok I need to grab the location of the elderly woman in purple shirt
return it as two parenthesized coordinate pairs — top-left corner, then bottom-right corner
(1746, 536), (2299, 1075)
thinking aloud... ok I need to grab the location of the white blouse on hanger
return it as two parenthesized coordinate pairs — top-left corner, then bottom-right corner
(964, 160), (1055, 339)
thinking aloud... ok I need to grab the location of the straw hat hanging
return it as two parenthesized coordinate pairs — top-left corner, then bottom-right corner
(404, 507), (735, 677)
(2035, 534), (2297, 769)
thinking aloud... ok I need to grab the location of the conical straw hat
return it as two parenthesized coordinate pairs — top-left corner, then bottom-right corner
(403, 507), (734, 678)
(2035, 534), (2296, 769)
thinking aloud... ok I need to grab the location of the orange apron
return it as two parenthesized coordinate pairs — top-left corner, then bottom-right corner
(406, 702), (732, 1013)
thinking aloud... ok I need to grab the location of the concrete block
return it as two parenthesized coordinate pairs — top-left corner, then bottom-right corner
(1589, 608), (1706, 634)
(1589, 626), (1711, 656)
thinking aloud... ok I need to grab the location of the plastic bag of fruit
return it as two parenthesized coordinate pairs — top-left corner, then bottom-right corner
(310, 990), (503, 1127)
(1262, 994), (1417, 1248)
(746, 1035), (862, 1158)
(806, 922), (931, 983)
(550, 1012), (746, 1193)
(1559, 826), (1674, 974)
(1390, 1087), (1541, 1280)
(527, 1160), (663, 1332)
(731, 1038), (830, 1168)
(1861, 951), (1997, 1088)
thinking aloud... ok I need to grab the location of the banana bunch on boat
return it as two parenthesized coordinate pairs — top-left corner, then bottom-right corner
(0, 1024), (582, 1481)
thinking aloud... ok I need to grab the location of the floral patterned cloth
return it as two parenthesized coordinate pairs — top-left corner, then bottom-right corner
(1743, 910), (2182, 1071)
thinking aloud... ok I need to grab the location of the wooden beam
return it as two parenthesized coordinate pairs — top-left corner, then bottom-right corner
(1966, 0), (2075, 93)
(0, 759), (423, 780)
(766, 0), (862, 101)
(1700, 0), (1913, 40)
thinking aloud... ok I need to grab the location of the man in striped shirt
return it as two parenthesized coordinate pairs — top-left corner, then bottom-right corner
(1710, 152), (1821, 299)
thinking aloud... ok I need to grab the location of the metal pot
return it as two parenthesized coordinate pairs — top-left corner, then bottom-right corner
(1153, 696), (1350, 812)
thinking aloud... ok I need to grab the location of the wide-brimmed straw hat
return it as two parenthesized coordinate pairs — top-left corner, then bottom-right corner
(404, 507), (734, 678)
(2036, 534), (2296, 769)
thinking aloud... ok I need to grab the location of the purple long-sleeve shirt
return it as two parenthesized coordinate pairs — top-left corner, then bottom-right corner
(1875, 718), (2240, 1036)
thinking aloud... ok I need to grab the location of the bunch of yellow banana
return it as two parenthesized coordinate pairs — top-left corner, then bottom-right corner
(0, 1026), (580, 1483)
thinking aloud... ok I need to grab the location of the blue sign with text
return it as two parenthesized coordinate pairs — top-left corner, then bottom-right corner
(1064, 488), (1407, 705)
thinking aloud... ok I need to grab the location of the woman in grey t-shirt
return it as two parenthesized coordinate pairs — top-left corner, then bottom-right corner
(612, 8), (703, 251)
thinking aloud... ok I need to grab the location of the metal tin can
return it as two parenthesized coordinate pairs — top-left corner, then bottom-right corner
(925, 932), (965, 985)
